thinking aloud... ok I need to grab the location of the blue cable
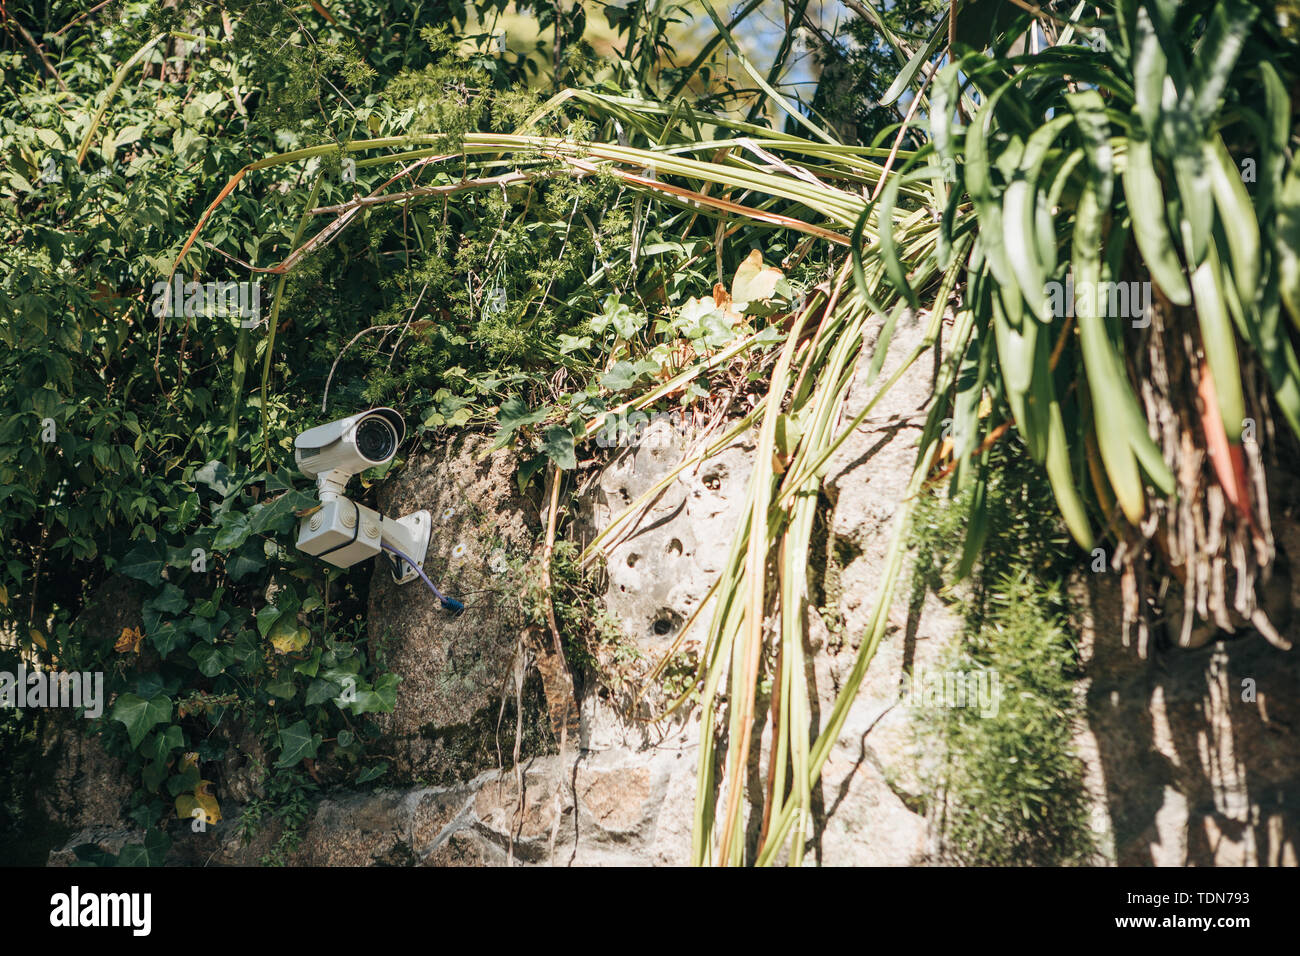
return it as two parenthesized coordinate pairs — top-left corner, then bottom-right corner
(379, 540), (465, 615)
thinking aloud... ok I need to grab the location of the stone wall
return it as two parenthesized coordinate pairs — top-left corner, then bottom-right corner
(42, 312), (1300, 867)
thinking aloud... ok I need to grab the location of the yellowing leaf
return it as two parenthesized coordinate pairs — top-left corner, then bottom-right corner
(731, 249), (784, 303)
(176, 781), (222, 825)
(270, 617), (311, 654)
(28, 629), (46, 651)
(115, 626), (144, 654)
(0, 584), (7, 607)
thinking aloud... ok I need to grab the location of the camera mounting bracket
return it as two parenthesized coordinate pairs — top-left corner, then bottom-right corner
(380, 509), (432, 585)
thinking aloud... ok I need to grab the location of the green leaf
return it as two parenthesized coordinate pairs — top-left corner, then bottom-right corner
(596, 299), (646, 339)
(558, 333), (593, 354)
(600, 361), (643, 392)
(149, 621), (189, 657)
(141, 760), (168, 793)
(1121, 132), (1191, 305)
(225, 541), (266, 581)
(495, 398), (548, 442)
(167, 765), (201, 797)
(143, 724), (184, 764)
(146, 582), (188, 616)
(118, 543), (165, 583)
(879, 17), (947, 106)
(1189, 0), (1257, 127)
(541, 426), (576, 470)
(255, 602), (284, 638)
(211, 512), (251, 551)
(111, 693), (172, 749)
(1190, 250), (1245, 443)
(249, 490), (316, 535)
(305, 677), (341, 706)
(189, 609), (230, 643)
(117, 829), (170, 867)
(194, 459), (234, 496)
(345, 672), (399, 715)
(1278, 162), (1300, 330)
(189, 642), (235, 677)
(276, 719), (321, 768)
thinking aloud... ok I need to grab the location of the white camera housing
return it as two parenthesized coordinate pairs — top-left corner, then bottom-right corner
(293, 407), (431, 585)
(295, 406), (406, 499)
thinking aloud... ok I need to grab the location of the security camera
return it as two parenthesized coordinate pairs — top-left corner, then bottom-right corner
(295, 406), (405, 499)
(292, 408), (459, 613)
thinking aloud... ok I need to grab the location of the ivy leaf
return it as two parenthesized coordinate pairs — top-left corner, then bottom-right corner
(344, 671), (400, 715)
(592, 298), (646, 338)
(496, 397), (549, 437)
(172, 493), (200, 530)
(255, 602), (285, 638)
(293, 647), (322, 677)
(193, 459), (234, 496)
(167, 763), (201, 796)
(189, 609), (230, 644)
(146, 582), (188, 616)
(264, 466), (298, 492)
(143, 724), (185, 765)
(211, 512), (251, 551)
(189, 642), (235, 677)
(558, 333), (593, 354)
(600, 361), (641, 391)
(276, 719), (321, 768)
(165, 535), (208, 569)
(111, 693), (172, 749)
(541, 425), (576, 470)
(516, 454), (548, 493)
(141, 760), (168, 793)
(116, 829), (170, 867)
(612, 306), (646, 338)
(266, 676), (297, 699)
(305, 677), (341, 706)
(175, 781), (221, 825)
(269, 616), (310, 654)
(134, 673), (168, 699)
(118, 542), (165, 583)
(149, 621), (189, 657)
(249, 490), (316, 535)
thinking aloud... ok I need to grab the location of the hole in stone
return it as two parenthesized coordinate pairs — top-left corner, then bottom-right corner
(618, 487), (632, 504)
(627, 552), (640, 568)
(701, 468), (725, 491)
(667, 538), (683, 556)
(650, 608), (684, 638)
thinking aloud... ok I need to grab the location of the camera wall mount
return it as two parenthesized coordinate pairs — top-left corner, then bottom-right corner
(295, 498), (432, 585)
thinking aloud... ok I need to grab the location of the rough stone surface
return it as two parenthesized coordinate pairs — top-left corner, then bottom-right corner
(46, 826), (139, 866)
(808, 309), (962, 865)
(367, 433), (546, 782)
(582, 417), (757, 653)
(37, 718), (134, 835)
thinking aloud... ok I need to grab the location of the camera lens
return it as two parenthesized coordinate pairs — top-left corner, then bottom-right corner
(355, 416), (398, 463)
